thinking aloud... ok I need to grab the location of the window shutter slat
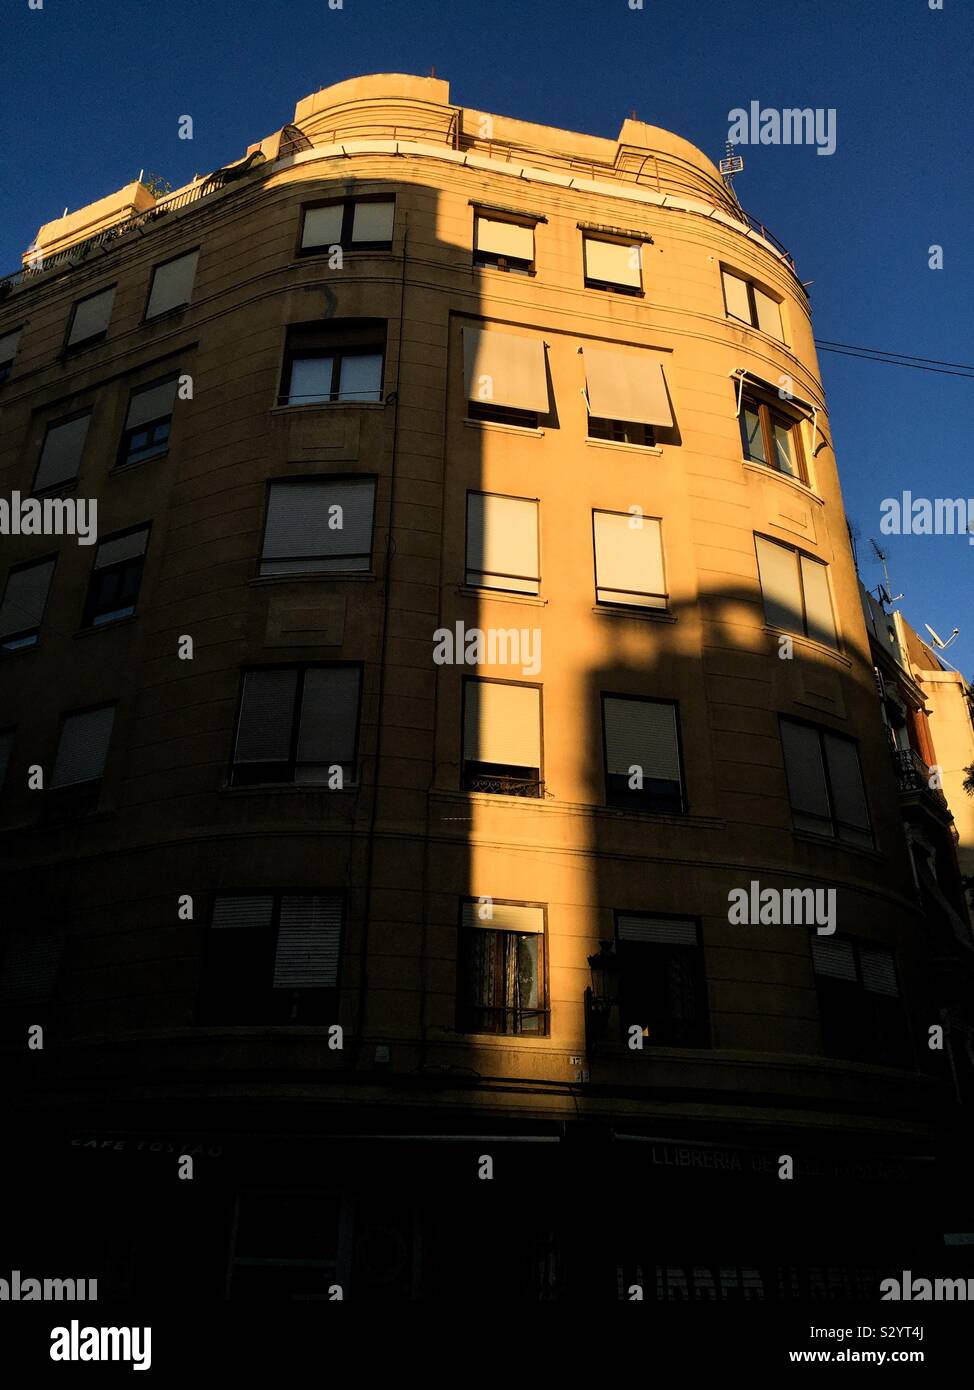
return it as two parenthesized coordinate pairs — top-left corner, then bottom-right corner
(234, 670), (298, 763)
(351, 200), (394, 243)
(94, 528), (149, 570)
(780, 720), (831, 822)
(594, 512), (664, 604)
(0, 929), (63, 1002)
(584, 238), (641, 287)
(68, 287), (115, 345)
(462, 327), (548, 413)
(582, 348), (673, 427)
(474, 216), (534, 260)
(618, 914), (697, 946)
(799, 556), (837, 648)
(461, 902), (544, 934)
(146, 250), (198, 318)
(0, 559), (55, 637)
(859, 946), (899, 996)
(753, 287), (783, 340)
(51, 705), (115, 787)
(722, 269), (751, 323)
(35, 415), (90, 491)
(295, 667), (360, 768)
(126, 377), (178, 429)
(262, 480), (375, 572)
(302, 204), (344, 249)
(604, 698), (680, 782)
(811, 936), (857, 981)
(466, 493), (539, 591)
(212, 895), (275, 930)
(756, 537), (803, 632)
(823, 735), (870, 831)
(273, 895), (342, 988)
(464, 681), (541, 769)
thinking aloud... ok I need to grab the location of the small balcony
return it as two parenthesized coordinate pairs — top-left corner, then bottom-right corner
(891, 748), (951, 817)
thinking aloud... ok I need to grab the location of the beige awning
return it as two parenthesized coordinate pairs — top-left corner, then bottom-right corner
(462, 327), (548, 412)
(583, 347), (673, 427)
(464, 680), (541, 769)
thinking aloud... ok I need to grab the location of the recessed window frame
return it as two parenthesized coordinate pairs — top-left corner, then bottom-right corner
(613, 911), (710, 1048)
(582, 233), (645, 296)
(464, 489), (541, 595)
(811, 934), (912, 1068)
(278, 323), (386, 408)
(721, 266), (785, 341)
(50, 701), (116, 790)
(80, 523), (151, 629)
(31, 409), (92, 496)
(142, 247), (200, 322)
(229, 662), (363, 788)
(461, 675), (544, 798)
(739, 388), (807, 484)
(116, 375), (179, 470)
(754, 533), (838, 648)
(0, 553), (57, 651)
(0, 325), (24, 384)
(601, 692), (686, 815)
(297, 195), (395, 256)
(259, 474), (377, 577)
(472, 209), (537, 275)
(456, 897), (549, 1037)
(779, 716), (874, 849)
(592, 509), (667, 611)
(64, 284), (116, 353)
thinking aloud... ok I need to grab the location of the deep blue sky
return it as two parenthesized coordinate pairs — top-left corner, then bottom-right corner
(2, 0), (971, 673)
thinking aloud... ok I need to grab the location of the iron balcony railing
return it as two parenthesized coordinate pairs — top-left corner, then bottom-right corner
(463, 773), (545, 798)
(892, 747), (949, 808)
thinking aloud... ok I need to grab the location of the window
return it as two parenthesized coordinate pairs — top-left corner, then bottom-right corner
(462, 326), (548, 427)
(0, 729), (13, 787)
(199, 892), (342, 1025)
(0, 557), (56, 650)
(231, 665), (361, 786)
(118, 376), (178, 467)
(583, 235), (643, 293)
(0, 327), (23, 383)
(279, 322), (386, 406)
(145, 249), (199, 319)
(811, 937), (912, 1067)
(462, 679), (542, 797)
(81, 526), (149, 627)
(582, 346), (673, 443)
(473, 212), (535, 273)
(66, 286), (115, 349)
(260, 478), (375, 575)
(0, 928), (63, 1004)
(602, 695), (684, 813)
(465, 492), (539, 595)
(51, 704), (116, 788)
(593, 510), (666, 610)
(739, 392), (805, 481)
(300, 197), (395, 252)
(228, 1191), (342, 1299)
(32, 412), (91, 493)
(755, 536), (836, 647)
(721, 268), (784, 341)
(615, 914), (709, 1047)
(457, 900), (547, 1035)
(779, 718), (872, 848)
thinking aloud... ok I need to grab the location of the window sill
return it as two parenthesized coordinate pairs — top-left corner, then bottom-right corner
(584, 281), (644, 297)
(792, 829), (881, 861)
(725, 316), (789, 350)
(585, 437), (662, 456)
(472, 262), (537, 278)
(221, 782), (358, 795)
(142, 304), (190, 326)
(271, 401), (386, 415)
(31, 480), (79, 500)
(249, 572), (376, 587)
(462, 418), (544, 439)
(290, 248), (394, 264)
(743, 460), (824, 506)
(0, 640), (40, 658)
(457, 585), (547, 607)
(593, 604), (674, 623)
(762, 625), (849, 667)
(74, 615), (138, 639)
(111, 450), (170, 477)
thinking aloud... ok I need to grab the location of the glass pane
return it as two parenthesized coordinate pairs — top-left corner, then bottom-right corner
(516, 933), (539, 1012)
(338, 354), (383, 403)
(287, 357), (333, 405)
(740, 407), (766, 462)
(773, 420), (799, 477)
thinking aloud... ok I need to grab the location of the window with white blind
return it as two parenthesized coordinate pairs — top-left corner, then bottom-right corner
(615, 913), (709, 1047)
(145, 249), (199, 319)
(279, 322), (386, 406)
(199, 892), (343, 1024)
(0, 556), (56, 649)
(0, 927), (64, 1004)
(81, 526), (150, 627)
(0, 326), (22, 383)
(66, 285), (115, 349)
(300, 197), (395, 252)
(462, 679), (542, 797)
(457, 899), (547, 1035)
(473, 212), (536, 273)
(779, 718), (872, 848)
(260, 478), (375, 575)
(119, 376), (178, 467)
(721, 267), (784, 341)
(603, 695), (684, 814)
(465, 492), (539, 594)
(593, 510), (666, 609)
(33, 412), (91, 493)
(0, 729), (13, 788)
(583, 235), (643, 293)
(811, 936), (911, 1067)
(582, 345), (673, 447)
(51, 704), (116, 788)
(231, 665), (361, 786)
(462, 326), (549, 427)
(755, 536), (837, 647)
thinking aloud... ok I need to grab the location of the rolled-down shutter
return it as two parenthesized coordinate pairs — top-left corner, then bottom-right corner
(466, 493), (539, 593)
(604, 697), (680, 783)
(262, 479), (375, 573)
(753, 288), (783, 340)
(146, 250), (198, 318)
(273, 894), (342, 988)
(0, 328), (22, 364)
(823, 734), (871, 842)
(584, 237), (641, 288)
(464, 680), (541, 770)
(594, 511), (665, 606)
(583, 348), (673, 427)
(352, 200), (394, 243)
(234, 669), (298, 764)
(35, 414), (90, 491)
(462, 327), (548, 412)
(68, 287), (115, 345)
(811, 936), (857, 981)
(295, 667), (361, 772)
(755, 536), (802, 632)
(94, 528), (149, 570)
(461, 901), (544, 934)
(474, 216), (534, 261)
(799, 556), (837, 647)
(302, 204), (343, 249)
(212, 896), (275, 930)
(618, 914), (697, 945)
(858, 945), (898, 996)
(0, 559), (56, 639)
(126, 377), (178, 430)
(779, 719), (831, 831)
(51, 705), (115, 787)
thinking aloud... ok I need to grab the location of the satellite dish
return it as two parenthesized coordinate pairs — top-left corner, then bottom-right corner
(925, 624), (960, 650)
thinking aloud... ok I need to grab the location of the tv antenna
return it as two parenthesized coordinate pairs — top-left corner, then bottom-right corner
(869, 539), (903, 603)
(719, 140), (744, 202)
